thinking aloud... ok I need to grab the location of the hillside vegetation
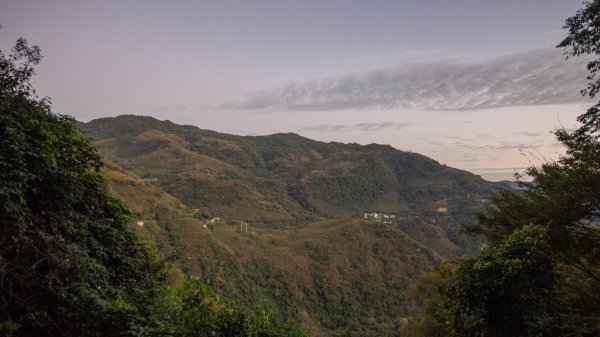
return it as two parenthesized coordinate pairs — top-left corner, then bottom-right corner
(80, 115), (496, 254)
(103, 158), (441, 336)
(0, 39), (305, 337)
(3, 1), (598, 335)
(79, 116), (500, 336)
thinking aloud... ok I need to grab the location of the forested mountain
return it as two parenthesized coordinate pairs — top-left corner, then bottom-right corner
(78, 115), (499, 336)
(80, 115), (496, 253)
(1, 41), (306, 336)
(4, 1), (598, 336)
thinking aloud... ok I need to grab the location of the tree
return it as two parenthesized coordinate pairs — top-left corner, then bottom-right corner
(0, 38), (168, 336)
(0, 37), (41, 96)
(446, 226), (558, 337)
(558, 0), (600, 136)
(402, 260), (460, 337)
(404, 227), (558, 337)
(0, 37), (307, 337)
(406, 2), (600, 336)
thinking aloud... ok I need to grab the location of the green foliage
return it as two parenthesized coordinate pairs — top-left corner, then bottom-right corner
(80, 113), (494, 335)
(105, 156), (440, 337)
(558, 0), (600, 138)
(79, 114), (495, 237)
(469, 5), (600, 334)
(469, 133), (599, 255)
(1, 37), (165, 336)
(402, 260), (460, 337)
(0, 37), (41, 96)
(406, 3), (600, 336)
(445, 226), (557, 337)
(148, 276), (306, 337)
(407, 226), (574, 337)
(559, 0), (600, 100)
(0, 38), (306, 337)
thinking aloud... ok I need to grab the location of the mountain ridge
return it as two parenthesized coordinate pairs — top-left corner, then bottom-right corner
(80, 114), (499, 336)
(79, 115), (495, 230)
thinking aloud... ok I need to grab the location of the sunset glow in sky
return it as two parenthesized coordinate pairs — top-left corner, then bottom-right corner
(0, 0), (591, 180)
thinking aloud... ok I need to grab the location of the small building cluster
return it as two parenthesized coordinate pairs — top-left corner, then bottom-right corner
(203, 217), (221, 229)
(364, 212), (396, 224)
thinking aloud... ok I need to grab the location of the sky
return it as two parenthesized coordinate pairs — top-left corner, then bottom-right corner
(0, 0), (592, 180)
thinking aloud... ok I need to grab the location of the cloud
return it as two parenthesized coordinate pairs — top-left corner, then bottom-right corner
(496, 142), (534, 151)
(475, 167), (530, 171)
(230, 48), (592, 112)
(439, 138), (541, 153)
(299, 121), (412, 133)
(515, 131), (549, 137)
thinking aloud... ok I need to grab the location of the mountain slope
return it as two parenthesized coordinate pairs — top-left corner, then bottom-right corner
(82, 115), (499, 336)
(103, 159), (440, 336)
(80, 115), (496, 254)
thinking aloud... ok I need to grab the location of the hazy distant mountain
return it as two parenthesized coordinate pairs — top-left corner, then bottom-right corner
(497, 180), (525, 190)
(80, 115), (496, 246)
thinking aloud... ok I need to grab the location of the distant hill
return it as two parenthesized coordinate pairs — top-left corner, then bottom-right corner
(497, 179), (524, 190)
(80, 115), (499, 336)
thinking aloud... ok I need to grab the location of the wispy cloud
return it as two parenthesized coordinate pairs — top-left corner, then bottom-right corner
(228, 48), (591, 112)
(496, 142), (534, 151)
(440, 139), (539, 153)
(474, 167), (530, 172)
(515, 131), (549, 137)
(298, 121), (412, 133)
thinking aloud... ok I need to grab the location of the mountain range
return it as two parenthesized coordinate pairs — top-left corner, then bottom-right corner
(79, 115), (499, 336)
